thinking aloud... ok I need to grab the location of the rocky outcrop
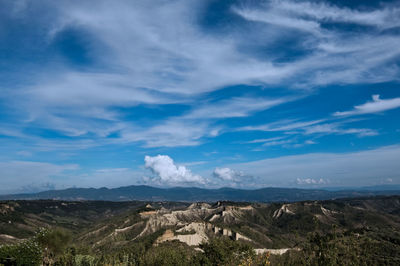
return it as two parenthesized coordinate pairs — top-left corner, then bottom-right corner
(273, 204), (295, 218)
(234, 232), (252, 242)
(255, 248), (300, 255)
(140, 203), (256, 246)
(156, 223), (208, 246)
(0, 203), (18, 214)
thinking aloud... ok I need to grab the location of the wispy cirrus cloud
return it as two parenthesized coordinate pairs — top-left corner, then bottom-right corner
(0, 0), (399, 191)
(115, 95), (292, 147)
(239, 119), (324, 132)
(184, 97), (292, 119)
(233, 0), (400, 87)
(235, 0), (400, 31)
(245, 137), (317, 149)
(119, 120), (214, 148)
(334, 95), (400, 117)
(2, 0), (298, 148)
(303, 123), (379, 137)
(262, 139), (293, 147)
(238, 118), (377, 138)
(2, 0), (399, 149)
(243, 137), (286, 144)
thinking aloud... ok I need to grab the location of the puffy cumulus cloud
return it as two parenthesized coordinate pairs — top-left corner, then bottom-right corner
(143, 157), (256, 187)
(213, 167), (244, 182)
(334, 95), (400, 117)
(144, 155), (204, 185)
(212, 167), (258, 187)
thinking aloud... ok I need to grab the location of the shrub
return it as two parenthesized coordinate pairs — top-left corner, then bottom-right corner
(34, 227), (71, 256)
(198, 237), (256, 266)
(0, 239), (42, 266)
(74, 254), (96, 266)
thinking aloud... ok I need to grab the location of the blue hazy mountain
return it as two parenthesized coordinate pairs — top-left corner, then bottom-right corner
(1, 185), (399, 202)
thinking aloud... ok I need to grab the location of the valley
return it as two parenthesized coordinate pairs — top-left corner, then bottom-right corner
(1, 196), (400, 264)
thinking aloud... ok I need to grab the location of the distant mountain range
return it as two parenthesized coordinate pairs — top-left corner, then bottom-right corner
(1, 185), (400, 202)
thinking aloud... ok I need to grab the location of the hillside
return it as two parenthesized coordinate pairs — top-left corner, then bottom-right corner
(1, 196), (400, 264)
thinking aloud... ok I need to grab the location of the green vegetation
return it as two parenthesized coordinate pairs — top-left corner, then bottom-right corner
(270, 228), (400, 265)
(0, 228), (72, 265)
(2, 227), (400, 265)
(0, 238), (42, 265)
(0, 196), (399, 265)
(197, 237), (256, 265)
(0, 232), (267, 266)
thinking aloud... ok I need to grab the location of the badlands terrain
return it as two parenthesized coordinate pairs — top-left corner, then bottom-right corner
(1, 196), (400, 264)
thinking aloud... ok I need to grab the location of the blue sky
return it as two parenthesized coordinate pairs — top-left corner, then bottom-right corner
(1, 0), (400, 193)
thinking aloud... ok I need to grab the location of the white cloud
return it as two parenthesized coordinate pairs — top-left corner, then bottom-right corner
(211, 167), (257, 187)
(234, 0), (400, 34)
(10, 0), (290, 122)
(243, 137), (285, 144)
(2, 0), (399, 149)
(334, 95), (400, 117)
(184, 97), (292, 119)
(305, 140), (316, 145)
(0, 0), (399, 170)
(233, 0), (400, 87)
(113, 95), (292, 147)
(213, 167), (243, 182)
(144, 155), (204, 185)
(233, 5), (321, 35)
(270, 0), (399, 28)
(262, 139), (293, 147)
(244, 137), (317, 149)
(239, 118), (378, 138)
(303, 123), (379, 137)
(239, 119), (324, 132)
(95, 168), (130, 173)
(120, 120), (213, 148)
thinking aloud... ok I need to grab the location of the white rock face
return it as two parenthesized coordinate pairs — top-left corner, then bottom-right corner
(79, 202), (296, 256)
(273, 204), (295, 218)
(156, 223), (208, 246)
(175, 233), (207, 246)
(234, 232), (252, 242)
(255, 248), (300, 255)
